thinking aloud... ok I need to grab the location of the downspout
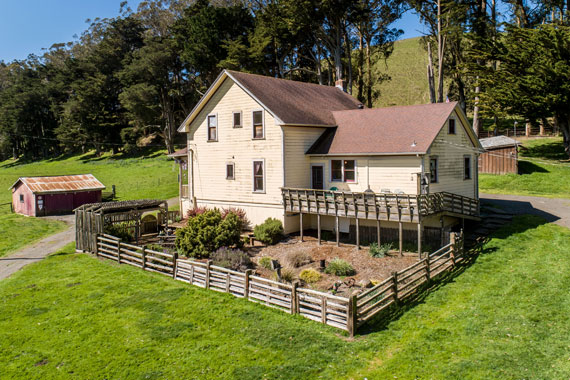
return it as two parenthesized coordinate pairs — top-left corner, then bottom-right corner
(190, 147), (196, 206)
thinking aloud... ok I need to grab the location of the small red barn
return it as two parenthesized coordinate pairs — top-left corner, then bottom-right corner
(10, 174), (105, 217)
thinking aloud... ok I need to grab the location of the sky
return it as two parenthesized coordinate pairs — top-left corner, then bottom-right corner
(0, 0), (425, 62)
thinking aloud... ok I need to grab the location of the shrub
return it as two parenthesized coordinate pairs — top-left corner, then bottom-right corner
(104, 223), (134, 242)
(286, 250), (312, 268)
(175, 209), (242, 259)
(325, 258), (355, 276)
(258, 256), (273, 269)
(186, 206), (208, 219)
(221, 207), (251, 231)
(211, 247), (252, 271)
(299, 268), (322, 284)
(369, 242), (392, 258)
(254, 218), (284, 245)
(276, 268), (296, 283)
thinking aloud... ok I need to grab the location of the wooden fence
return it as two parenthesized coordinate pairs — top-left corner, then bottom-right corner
(88, 231), (465, 336)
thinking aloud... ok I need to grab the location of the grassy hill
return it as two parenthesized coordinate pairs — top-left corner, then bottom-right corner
(0, 150), (179, 257)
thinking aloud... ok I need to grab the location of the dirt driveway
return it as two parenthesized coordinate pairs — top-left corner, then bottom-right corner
(0, 214), (75, 280)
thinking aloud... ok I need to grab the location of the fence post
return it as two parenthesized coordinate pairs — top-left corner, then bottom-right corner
(321, 297), (328, 324)
(172, 251), (178, 279)
(426, 256), (431, 282)
(95, 234), (100, 258)
(141, 247), (147, 270)
(291, 281), (299, 314)
(226, 272), (231, 293)
(244, 269), (252, 299)
(205, 260), (212, 289)
(117, 238), (122, 264)
(392, 271), (399, 305)
(450, 232), (457, 267)
(347, 293), (357, 338)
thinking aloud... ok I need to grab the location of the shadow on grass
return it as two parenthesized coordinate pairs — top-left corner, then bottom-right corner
(480, 197), (560, 224)
(518, 160), (549, 175)
(356, 215), (548, 336)
(521, 139), (567, 161)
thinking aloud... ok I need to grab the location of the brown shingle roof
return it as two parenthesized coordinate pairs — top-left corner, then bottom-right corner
(307, 102), (460, 155)
(226, 70), (362, 126)
(11, 174), (105, 194)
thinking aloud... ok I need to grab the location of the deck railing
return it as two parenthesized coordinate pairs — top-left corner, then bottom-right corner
(281, 188), (479, 222)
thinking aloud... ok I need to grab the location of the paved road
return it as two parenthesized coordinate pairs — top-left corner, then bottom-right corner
(481, 193), (570, 228)
(0, 214), (75, 280)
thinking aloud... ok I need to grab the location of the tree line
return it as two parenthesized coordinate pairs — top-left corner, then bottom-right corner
(0, 0), (569, 160)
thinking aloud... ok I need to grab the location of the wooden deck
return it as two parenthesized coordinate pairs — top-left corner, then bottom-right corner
(281, 188), (479, 223)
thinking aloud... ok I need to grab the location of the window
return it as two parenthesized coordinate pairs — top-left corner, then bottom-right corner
(19, 194), (24, 203)
(253, 111), (264, 139)
(233, 111), (242, 128)
(448, 119), (456, 134)
(429, 158), (438, 183)
(226, 163), (235, 180)
(331, 159), (356, 182)
(253, 160), (264, 192)
(207, 114), (217, 141)
(464, 156), (472, 180)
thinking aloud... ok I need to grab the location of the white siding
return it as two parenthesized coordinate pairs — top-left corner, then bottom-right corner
(283, 126), (327, 188)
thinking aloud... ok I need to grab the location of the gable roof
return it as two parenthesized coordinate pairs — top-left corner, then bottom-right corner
(178, 70), (362, 132)
(10, 174), (105, 194)
(307, 102), (480, 155)
(479, 135), (520, 150)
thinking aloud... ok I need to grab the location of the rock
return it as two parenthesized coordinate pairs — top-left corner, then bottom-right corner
(358, 279), (373, 288)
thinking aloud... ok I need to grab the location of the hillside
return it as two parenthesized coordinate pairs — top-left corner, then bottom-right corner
(373, 37), (431, 107)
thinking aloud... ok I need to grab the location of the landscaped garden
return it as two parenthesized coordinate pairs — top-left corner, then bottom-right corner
(0, 215), (568, 379)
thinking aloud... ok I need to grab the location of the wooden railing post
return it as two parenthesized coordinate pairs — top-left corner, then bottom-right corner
(205, 260), (212, 289)
(450, 232), (457, 266)
(426, 257), (431, 281)
(117, 238), (122, 264)
(392, 271), (399, 305)
(172, 251), (178, 279)
(291, 281), (299, 314)
(141, 247), (147, 270)
(226, 272), (231, 293)
(244, 269), (252, 299)
(321, 297), (328, 324)
(347, 293), (357, 338)
(95, 234), (100, 257)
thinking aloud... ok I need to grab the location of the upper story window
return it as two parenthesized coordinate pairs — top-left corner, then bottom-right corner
(464, 155), (472, 180)
(207, 114), (217, 141)
(253, 111), (264, 139)
(430, 157), (438, 183)
(448, 119), (456, 134)
(19, 194), (24, 203)
(226, 162), (235, 180)
(331, 160), (356, 182)
(233, 111), (242, 128)
(253, 160), (265, 192)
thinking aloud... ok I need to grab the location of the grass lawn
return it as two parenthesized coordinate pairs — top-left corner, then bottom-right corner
(0, 216), (569, 379)
(480, 137), (570, 198)
(0, 150), (179, 257)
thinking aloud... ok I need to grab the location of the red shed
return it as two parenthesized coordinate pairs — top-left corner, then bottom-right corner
(10, 174), (105, 217)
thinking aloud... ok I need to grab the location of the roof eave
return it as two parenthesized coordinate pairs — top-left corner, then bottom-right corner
(306, 151), (426, 156)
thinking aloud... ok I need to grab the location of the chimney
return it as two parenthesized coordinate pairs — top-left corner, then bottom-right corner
(335, 79), (347, 92)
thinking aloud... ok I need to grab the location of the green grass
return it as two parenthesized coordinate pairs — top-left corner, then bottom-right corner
(480, 137), (570, 198)
(0, 150), (179, 257)
(0, 216), (569, 379)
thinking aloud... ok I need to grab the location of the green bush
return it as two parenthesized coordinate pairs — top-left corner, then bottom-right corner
(254, 218), (284, 245)
(299, 268), (321, 284)
(211, 247), (252, 271)
(369, 242), (392, 258)
(104, 223), (134, 242)
(175, 209), (242, 259)
(325, 258), (355, 276)
(258, 256), (273, 269)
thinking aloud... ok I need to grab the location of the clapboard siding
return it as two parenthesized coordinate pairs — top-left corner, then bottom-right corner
(308, 156), (422, 194)
(188, 78), (284, 210)
(426, 110), (477, 198)
(283, 126), (327, 188)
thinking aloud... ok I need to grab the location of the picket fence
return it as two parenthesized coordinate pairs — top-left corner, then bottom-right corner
(90, 231), (464, 336)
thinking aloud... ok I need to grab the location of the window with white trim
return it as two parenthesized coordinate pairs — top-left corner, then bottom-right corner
(430, 158), (438, 183)
(253, 160), (264, 192)
(331, 160), (356, 182)
(252, 111), (264, 139)
(464, 155), (472, 180)
(233, 111), (242, 128)
(207, 114), (217, 141)
(226, 163), (235, 180)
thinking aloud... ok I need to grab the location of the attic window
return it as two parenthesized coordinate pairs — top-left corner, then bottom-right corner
(448, 119), (456, 134)
(207, 114), (218, 141)
(233, 111), (242, 128)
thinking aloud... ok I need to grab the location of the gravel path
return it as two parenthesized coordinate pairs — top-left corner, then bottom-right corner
(0, 214), (75, 280)
(480, 193), (570, 228)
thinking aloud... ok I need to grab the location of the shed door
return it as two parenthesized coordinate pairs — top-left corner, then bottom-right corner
(311, 165), (324, 190)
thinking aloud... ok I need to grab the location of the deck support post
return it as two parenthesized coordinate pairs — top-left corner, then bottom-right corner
(335, 216), (340, 247)
(355, 218), (360, 250)
(317, 214), (321, 245)
(440, 217), (445, 246)
(299, 213), (304, 242)
(398, 222), (403, 256)
(417, 222), (422, 257)
(376, 220), (381, 246)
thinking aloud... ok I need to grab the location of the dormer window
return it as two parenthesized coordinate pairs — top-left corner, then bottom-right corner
(448, 119), (456, 134)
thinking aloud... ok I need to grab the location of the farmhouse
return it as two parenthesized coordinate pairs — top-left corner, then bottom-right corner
(10, 174), (105, 217)
(174, 70), (482, 252)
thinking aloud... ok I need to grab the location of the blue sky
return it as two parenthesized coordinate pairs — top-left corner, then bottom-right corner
(0, 0), (424, 62)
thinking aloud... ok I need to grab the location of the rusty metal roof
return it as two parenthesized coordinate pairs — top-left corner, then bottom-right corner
(11, 174), (106, 194)
(167, 147), (188, 158)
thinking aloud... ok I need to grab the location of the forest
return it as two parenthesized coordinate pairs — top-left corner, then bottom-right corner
(0, 0), (569, 160)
